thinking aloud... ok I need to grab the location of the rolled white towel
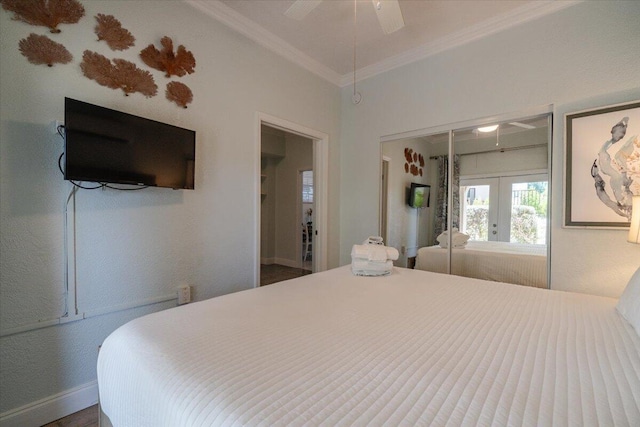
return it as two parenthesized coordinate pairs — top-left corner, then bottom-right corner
(351, 245), (399, 261)
(437, 228), (470, 248)
(437, 239), (469, 249)
(363, 236), (384, 245)
(385, 246), (399, 261)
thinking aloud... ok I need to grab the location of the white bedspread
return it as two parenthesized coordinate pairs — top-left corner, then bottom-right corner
(416, 241), (547, 288)
(98, 266), (640, 426)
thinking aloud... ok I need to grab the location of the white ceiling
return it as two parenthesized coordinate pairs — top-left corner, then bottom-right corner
(186, 0), (580, 86)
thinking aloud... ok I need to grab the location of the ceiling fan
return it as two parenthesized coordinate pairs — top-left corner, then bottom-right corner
(284, 0), (405, 34)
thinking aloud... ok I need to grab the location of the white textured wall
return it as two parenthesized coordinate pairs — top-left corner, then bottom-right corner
(340, 1), (640, 297)
(0, 0), (340, 415)
(382, 138), (431, 266)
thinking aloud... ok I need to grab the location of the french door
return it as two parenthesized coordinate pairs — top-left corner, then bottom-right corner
(460, 173), (548, 244)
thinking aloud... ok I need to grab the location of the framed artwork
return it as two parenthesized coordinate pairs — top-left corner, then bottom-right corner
(564, 100), (640, 228)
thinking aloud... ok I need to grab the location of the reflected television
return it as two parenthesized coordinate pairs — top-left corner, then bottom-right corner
(64, 98), (196, 189)
(408, 183), (430, 208)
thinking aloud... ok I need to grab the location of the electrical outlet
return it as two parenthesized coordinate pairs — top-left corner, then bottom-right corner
(177, 285), (191, 305)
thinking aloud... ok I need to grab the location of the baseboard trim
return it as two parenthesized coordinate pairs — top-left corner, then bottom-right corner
(0, 380), (98, 427)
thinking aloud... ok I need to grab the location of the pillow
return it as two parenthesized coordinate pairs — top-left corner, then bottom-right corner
(616, 266), (640, 333)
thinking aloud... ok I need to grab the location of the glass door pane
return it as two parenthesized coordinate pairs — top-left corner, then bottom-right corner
(459, 178), (499, 241)
(499, 174), (548, 244)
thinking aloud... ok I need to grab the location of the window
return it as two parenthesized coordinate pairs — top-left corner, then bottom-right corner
(302, 170), (313, 203)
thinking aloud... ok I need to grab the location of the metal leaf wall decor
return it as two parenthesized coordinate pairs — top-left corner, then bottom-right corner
(19, 33), (72, 66)
(4, 0), (198, 108)
(404, 148), (425, 177)
(140, 36), (195, 78)
(80, 50), (157, 98)
(1, 0), (85, 33)
(94, 13), (135, 51)
(166, 81), (193, 108)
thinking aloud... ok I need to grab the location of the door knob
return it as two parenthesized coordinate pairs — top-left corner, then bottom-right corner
(492, 230), (497, 235)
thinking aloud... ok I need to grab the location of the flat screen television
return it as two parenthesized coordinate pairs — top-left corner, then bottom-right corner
(64, 98), (196, 189)
(408, 183), (430, 208)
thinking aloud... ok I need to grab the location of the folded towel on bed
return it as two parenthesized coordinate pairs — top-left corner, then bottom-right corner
(350, 238), (397, 276)
(351, 259), (393, 276)
(437, 228), (470, 248)
(351, 244), (399, 261)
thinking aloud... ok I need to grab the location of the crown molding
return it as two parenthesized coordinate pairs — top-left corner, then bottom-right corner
(184, 0), (582, 89)
(339, 0), (583, 86)
(184, 0), (343, 86)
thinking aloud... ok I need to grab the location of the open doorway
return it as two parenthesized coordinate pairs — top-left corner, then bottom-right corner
(300, 169), (314, 271)
(256, 114), (328, 287)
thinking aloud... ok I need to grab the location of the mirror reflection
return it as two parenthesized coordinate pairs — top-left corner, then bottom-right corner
(381, 114), (551, 288)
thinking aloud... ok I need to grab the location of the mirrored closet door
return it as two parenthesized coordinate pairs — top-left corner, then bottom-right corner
(381, 113), (551, 288)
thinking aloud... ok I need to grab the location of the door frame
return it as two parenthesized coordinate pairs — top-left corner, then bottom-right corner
(380, 156), (390, 245)
(255, 112), (329, 287)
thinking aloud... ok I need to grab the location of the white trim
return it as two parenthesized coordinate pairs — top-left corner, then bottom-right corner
(461, 169), (549, 181)
(183, 0), (581, 88)
(380, 156), (391, 243)
(260, 257), (275, 265)
(380, 105), (553, 143)
(0, 294), (177, 338)
(83, 293), (177, 318)
(184, 0), (342, 86)
(256, 113), (329, 287)
(0, 381), (98, 427)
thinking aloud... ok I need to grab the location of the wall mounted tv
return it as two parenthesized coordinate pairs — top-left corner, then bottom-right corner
(408, 183), (430, 208)
(64, 98), (195, 189)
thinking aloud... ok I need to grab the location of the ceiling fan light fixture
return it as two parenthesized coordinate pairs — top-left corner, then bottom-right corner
(284, 0), (322, 20)
(478, 124), (499, 133)
(372, 0), (405, 34)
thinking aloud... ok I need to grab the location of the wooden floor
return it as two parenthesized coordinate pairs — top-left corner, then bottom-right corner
(260, 263), (312, 286)
(42, 404), (98, 427)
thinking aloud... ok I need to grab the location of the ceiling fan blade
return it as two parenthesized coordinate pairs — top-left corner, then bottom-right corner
(509, 122), (536, 129)
(372, 0), (405, 34)
(284, 0), (322, 21)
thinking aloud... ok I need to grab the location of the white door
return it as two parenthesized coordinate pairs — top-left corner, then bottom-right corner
(460, 174), (548, 243)
(459, 177), (499, 241)
(498, 173), (548, 244)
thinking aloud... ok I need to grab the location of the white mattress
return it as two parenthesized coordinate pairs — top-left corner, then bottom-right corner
(98, 266), (640, 426)
(416, 241), (548, 288)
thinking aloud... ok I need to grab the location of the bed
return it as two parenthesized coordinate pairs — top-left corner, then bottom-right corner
(415, 241), (548, 288)
(97, 266), (640, 426)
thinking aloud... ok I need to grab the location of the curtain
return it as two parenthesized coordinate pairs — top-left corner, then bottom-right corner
(433, 155), (460, 245)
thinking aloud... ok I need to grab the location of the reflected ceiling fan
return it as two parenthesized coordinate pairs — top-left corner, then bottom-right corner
(285, 0), (405, 34)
